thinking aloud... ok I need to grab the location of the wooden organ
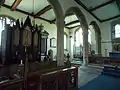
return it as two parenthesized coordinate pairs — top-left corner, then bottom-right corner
(0, 16), (49, 65)
(0, 16), (78, 90)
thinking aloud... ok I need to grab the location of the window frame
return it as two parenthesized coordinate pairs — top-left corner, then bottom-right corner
(75, 27), (83, 47)
(111, 20), (120, 40)
(114, 24), (120, 38)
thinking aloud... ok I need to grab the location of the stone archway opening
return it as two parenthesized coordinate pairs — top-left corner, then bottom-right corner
(64, 14), (80, 62)
(65, 7), (89, 66)
(89, 21), (101, 55)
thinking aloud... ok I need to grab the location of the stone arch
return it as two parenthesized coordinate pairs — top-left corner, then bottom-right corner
(65, 7), (88, 31)
(90, 21), (101, 35)
(65, 7), (89, 65)
(89, 21), (101, 55)
(47, 0), (64, 66)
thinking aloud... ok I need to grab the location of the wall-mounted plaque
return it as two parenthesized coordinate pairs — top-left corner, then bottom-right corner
(50, 38), (56, 48)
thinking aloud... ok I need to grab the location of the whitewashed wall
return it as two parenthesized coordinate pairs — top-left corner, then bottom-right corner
(100, 17), (120, 56)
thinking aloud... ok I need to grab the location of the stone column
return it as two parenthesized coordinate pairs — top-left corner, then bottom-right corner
(56, 21), (64, 66)
(83, 30), (88, 66)
(47, 0), (64, 66)
(69, 35), (72, 61)
(98, 35), (101, 55)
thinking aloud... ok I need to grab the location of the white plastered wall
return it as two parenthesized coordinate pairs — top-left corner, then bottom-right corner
(100, 18), (120, 57)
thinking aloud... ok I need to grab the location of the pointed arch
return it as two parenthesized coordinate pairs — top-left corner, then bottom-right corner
(65, 7), (88, 31)
(65, 7), (89, 65)
(89, 21), (101, 54)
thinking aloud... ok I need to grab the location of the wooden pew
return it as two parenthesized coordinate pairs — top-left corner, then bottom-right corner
(0, 79), (23, 90)
(0, 63), (78, 90)
(39, 66), (78, 90)
(27, 68), (59, 90)
(40, 71), (58, 90)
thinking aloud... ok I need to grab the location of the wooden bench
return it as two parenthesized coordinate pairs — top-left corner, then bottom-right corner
(27, 66), (78, 90)
(0, 79), (23, 90)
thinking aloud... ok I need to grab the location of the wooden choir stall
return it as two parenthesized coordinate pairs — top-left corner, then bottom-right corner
(0, 16), (78, 90)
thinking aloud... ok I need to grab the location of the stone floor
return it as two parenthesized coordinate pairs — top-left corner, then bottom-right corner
(78, 65), (103, 88)
(71, 59), (106, 88)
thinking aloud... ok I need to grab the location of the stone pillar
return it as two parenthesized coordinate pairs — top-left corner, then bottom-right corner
(98, 35), (101, 55)
(47, 0), (64, 66)
(56, 21), (64, 66)
(83, 30), (88, 66)
(95, 33), (101, 55)
(69, 35), (72, 61)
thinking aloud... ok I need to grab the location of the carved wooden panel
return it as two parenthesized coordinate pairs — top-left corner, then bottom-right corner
(34, 32), (38, 47)
(14, 28), (20, 46)
(22, 26), (32, 46)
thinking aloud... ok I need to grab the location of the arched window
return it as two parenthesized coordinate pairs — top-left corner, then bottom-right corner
(0, 16), (15, 45)
(74, 28), (83, 57)
(75, 28), (83, 46)
(115, 24), (120, 38)
(64, 33), (67, 49)
(88, 29), (92, 53)
(88, 29), (91, 44)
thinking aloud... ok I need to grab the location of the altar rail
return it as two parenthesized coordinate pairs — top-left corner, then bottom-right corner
(89, 57), (120, 64)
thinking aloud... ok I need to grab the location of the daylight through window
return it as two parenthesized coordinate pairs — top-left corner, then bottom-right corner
(115, 24), (120, 38)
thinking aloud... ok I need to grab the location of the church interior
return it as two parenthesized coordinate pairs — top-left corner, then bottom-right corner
(0, 0), (120, 90)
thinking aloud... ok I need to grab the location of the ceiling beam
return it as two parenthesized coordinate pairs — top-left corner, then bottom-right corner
(35, 5), (52, 17)
(101, 14), (120, 22)
(66, 25), (81, 29)
(11, 0), (22, 11)
(65, 20), (80, 26)
(50, 18), (56, 24)
(74, 0), (101, 22)
(90, 0), (116, 11)
(3, 4), (51, 23)
(36, 17), (51, 23)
